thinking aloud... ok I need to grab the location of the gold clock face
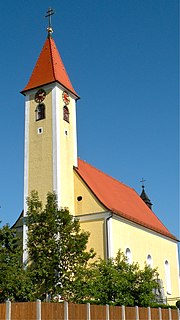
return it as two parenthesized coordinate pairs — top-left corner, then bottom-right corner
(35, 89), (46, 103)
(62, 91), (70, 105)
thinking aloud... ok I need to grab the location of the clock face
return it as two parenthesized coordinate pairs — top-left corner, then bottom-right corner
(62, 91), (70, 105)
(35, 89), (46, 103)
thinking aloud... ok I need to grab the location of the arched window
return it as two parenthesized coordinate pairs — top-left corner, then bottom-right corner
(147, 254), (153, 267)
(35, 103), (45, 121)
(164, 260), (171, 295)
(125, 248), (132, 264)
(63, 105), (70, 123)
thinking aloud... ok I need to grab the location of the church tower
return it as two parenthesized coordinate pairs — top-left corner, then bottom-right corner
(21, 22), (79, 218)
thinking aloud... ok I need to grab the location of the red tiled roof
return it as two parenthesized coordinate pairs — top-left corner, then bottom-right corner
(22, 36), (79, 98)
(75, 159), (177, 241)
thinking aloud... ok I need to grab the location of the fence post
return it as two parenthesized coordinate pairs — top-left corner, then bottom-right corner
(122, 305), (126, 320)
(106, 304), (109, 320)
(36, 299), (41, 320)
(64, 301), (68, 320)
(6, 300), (11, 320)
(147, 307), (151, 320)
(135, 306), (139, 320)
(168, 308), (172, 320)
(158, 307), (162, 320)
(177, 308), (180, 320)
(87, 303), (91, 320)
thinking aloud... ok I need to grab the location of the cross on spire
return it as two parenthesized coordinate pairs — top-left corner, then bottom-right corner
(140, 178), (146, 189)
(45, 8), (55, 36)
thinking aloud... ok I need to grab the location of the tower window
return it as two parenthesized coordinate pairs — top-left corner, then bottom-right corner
(63, 105), (70, 123)
(37, 127), (43, 134)
(35, 103), (45, 121)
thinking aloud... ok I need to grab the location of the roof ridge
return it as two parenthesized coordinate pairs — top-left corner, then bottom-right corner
(49, 37), (56, 81)
(50, 38), (74, 92)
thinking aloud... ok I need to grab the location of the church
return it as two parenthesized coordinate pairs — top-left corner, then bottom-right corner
(13, 15), (180, 305)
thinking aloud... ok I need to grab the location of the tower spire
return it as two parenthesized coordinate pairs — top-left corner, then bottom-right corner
(140, 178), (153, 210)
(45, 8), (55, 37)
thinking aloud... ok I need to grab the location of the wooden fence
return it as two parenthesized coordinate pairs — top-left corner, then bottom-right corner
(0, 300), (179, 320)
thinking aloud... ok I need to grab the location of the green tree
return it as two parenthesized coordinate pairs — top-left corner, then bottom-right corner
(87, 250), (159, 307)
(131, 264), (160, 307)
(0, 224), (32, 302)
(26, 191), (95, 300)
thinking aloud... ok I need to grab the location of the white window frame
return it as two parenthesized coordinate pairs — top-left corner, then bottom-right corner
(125, 248), (132, 264)
(147, 254), (153, 267)
(164, 260), (172, 295)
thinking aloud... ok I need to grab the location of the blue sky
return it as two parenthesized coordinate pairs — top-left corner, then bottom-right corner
(0, 1), (179, 239)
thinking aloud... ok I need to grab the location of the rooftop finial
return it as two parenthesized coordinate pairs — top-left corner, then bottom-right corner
(45, 8), (55, 37)
(140, 178), (146, 189)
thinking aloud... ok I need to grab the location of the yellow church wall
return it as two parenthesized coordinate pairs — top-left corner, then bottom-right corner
(111, 217), (180, 301)
(74, 171), (106, 215)
(28, 88), (53, 205)
(58, 90), (76, 213)
(26, 85), (78, 213)
(80, 219), (106, 259)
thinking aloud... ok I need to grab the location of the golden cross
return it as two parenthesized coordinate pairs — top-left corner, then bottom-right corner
(45, 8), (55, 34)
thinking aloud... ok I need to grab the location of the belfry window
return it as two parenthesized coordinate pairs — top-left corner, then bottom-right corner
(63, 105), (70, 123)
(35, 103), (45, 121)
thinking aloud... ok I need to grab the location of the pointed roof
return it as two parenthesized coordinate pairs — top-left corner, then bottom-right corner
(140, 186), (153, 210)
(75, 159), (177, 241)
(22, 36), (79, 98)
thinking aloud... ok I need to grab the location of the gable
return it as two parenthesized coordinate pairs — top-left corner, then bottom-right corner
(74, 169), (106, 215)
(74, 159), (177, 241)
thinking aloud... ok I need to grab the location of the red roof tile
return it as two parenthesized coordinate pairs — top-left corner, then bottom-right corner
(75, 159), (177, 241)
(22, 37), (79, 98)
